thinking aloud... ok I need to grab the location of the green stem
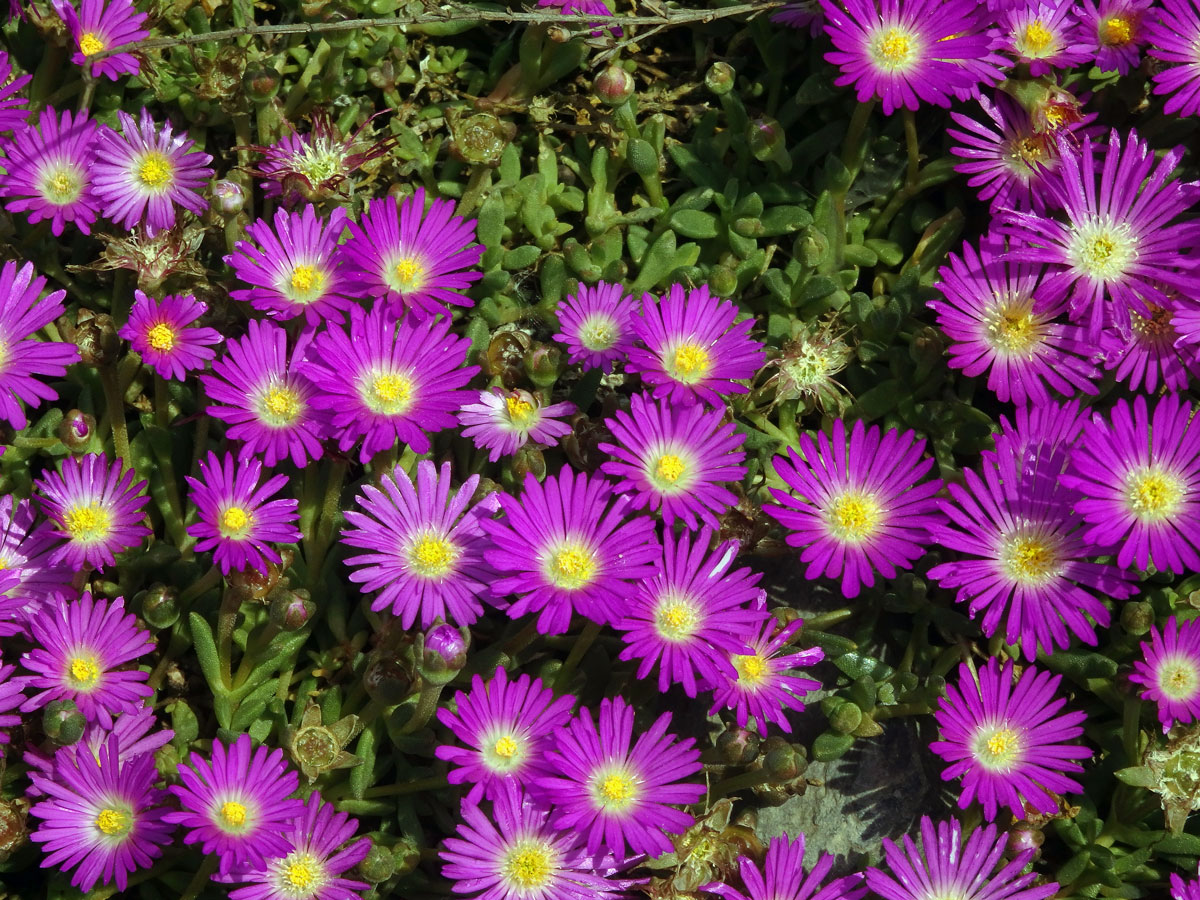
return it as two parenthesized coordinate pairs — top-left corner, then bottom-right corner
(803, 608), (854, 631)
(100, 366), (130, 466)
(179, 855), (219, 900)
(179, 565), (222, 606)
(554, 620), (600, 693)
(902, 107), (920, 188)
(360, 774), (447, 798)
(398, 681), (447, 734)
(839, 100), (875, 172)
(305, 460), (347, 584)
(706, 767), (774, 801)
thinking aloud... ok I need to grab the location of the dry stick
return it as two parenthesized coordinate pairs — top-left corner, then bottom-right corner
(84, 1), (784, 62)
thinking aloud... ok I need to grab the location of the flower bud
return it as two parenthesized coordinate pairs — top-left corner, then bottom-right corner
(355, 840), (395, 883)
(43, 699), (86, 745)
(242, 64), (282, 101)
(761, 735), (806, 783)
(363, 654), (411, 705)
(75, 311), (118, 366)
(524, 343), (563, 388)
(138, 584), (180, 630)
(510, 443), (547, 482)
(717, 727), (761, 766)
(212, 180), (245, 215)
(748, 117), (785, 163)
(56, 409), (95, 451)
(269, 588), (315, 631)
(705, 61), (735, 95)
(593, 65), (635, 106)
(1120, 600), (1155, 636)
(392, 834), (421, 877)
(709, 265), (738, 298)
(417, 624), (470, 686)
(828, 700), (863, 734)
(1007, 823), (1044, 856)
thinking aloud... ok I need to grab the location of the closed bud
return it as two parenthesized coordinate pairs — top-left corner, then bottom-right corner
(705, 61), (735, 95)
(212, 180), (245, 215)
(392, 834), (421, 877)
(510, 443), (546, 481)
(593, 65), (635, 106)
(761, 735), (806, 783)
(524, 343), (563, 388)
(363, 654), (411, 705)
(57, 409), (95, 450)
(75, 311), (118, 365)
(269, 588), (314, 631)
(242, 63), (282, 101)
(421, 623), (469, 680)
(355, 840), (395, 883)
(321, 4), (358, 47)
(828, 700), (863, 734)
(717, 727), (761, 766)
(709, 265), (738, 298)
(43, 699), (85, 745)
(748, 117), (785, 162)
(1120, 600), (1155, 636)
(1007, 823), (1044, 856)
(138, 584), (180, 630)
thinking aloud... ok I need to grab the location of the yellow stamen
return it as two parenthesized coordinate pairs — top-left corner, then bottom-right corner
(79, 32), (105, 56)
(367, 373), (414, 415)
(94, 808), (130, 836)
(986, 728), (1019, 756)
(1125, 468), (1184, 521)
(505, 395), (537, 428)
(221, 506), (251, 534)
(220, 801), (247, 827)
(289, 264), (324, 298)
(580, 316), (616, 351)
(548, 545), (596, 590)
(46, 171), (80, 202)
(146, 322), (175, 352)
(1021, 19), (1054, 54)
(494, 736), (518, 758)
(1101, 14), (1132, 45)
(873, 27), (914, 68)
(393, 256), (424, 291)
(69, 655), (101, 686)
(409, 534), (457, 578)
(826, 492), (880, 543)
(597, 773), (636, 804)
(1160, 658), (1200, 700)
(734, 653), (769, 685)
(654, 454), (686, 484)
(282, 855), (320, 890)
(503, 843), (554, 889)
(1004, 535), (1058, 584)
(64, 504), (110, 543)
(656, 597), (698, 641)
(261, 386), (301, 424)
(137, 153), (173, 189)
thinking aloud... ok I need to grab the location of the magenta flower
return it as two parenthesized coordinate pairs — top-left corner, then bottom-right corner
(0, 260), (82, 430)
(998, 0), (1090, 75)
(702, 833), (867, 900)
(203, 320), (330, 468)
(553, 281), (639, 373)
(764, 418), (943, 598)
(818, 0), (1002, 115)
(227, 793), (370, 900)
(25, 707), (174, 790)
(35, 453), (151, 572)
(1096, 298), (1200, 393)
(90, 108), (213, 234)
(1145, 0), (1200, 116)
(0, 106), (100, 234)
(773, 1), (824, 35)
(708, 598), (824, 735)
(0, 51), (29, 134)
(19, 593), (154, 729)
(185, 452), (301, 577)
(251, 110), (392, 202)
(0, 661), (25, 756)
(599, 392), (747, 530)
(1130, 616), (1200, 733)
(931, 658), (1090, 821)
(1076, 0), (1151, 73)
(55, 0), (148, 80)
(615, 528), (766, 697)
(1173, 874), (1200, 900)
(930, 237), (1098, 405)
(441, 783), (634, 900)
(1063, 393), (1200, 574)
(342, 189), (483, 319)
(304, 305), (477, 463)
(866, 816), (1058, 900)
(0, 496), (73, 632)
(28, 734), (174, 893)
(536, 696), (705, 860)
(165, 734), (305, 875)
(341, 460), (499, 629)
(627, 283), (766, 406)
(998, 129), (1200, 338)
(482, 466), (661, 634)
(227, 205), (355, 327)
(536, 0), (620, 35)
(436, 667), (575, 803)
(457, 388), (575, 462)
(118, 290), (221, 381)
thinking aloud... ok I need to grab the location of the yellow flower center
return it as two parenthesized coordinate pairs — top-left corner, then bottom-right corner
(1020, 19), (1055, 54)
(1069, 219), (1137, 282)
(260, 385), (302, 426)
(826, 491), (880, 543)
(146, 322), (176, 352)
(503, 841), (555, 890)
(94, 807), (131, 836)
(1101, 14), (1132, 45)
(1130, 302), (1175, 344)
(593, 770), (638, 810)
(484, 731), (525, 771)
(669, 343), (712, 383)
(1002, 533), (1061, 585)
(1125, 467), (1184, 521)
(43, 168), (82, 203)
(220, 801), (248, 828)
(365, 372), (414, 415)
(655, 595), (699, 642)
(221, 506), (252, 536)
(505, 395), (537, 429)
(282, 853), (322, 890)
(1158, 656), (1200, 700)
(408, 533), (458, 578)
(547, 544), (596, 590)
(69, 654), (101, 687)
(64, 503), (111, 543)
(137, 153), (173, 190)
(392, 256), (424, 292)
(976, 724), (1022, 770)
(288, 264), (324, 300)
(494, 735), (519, 758)
(734, 653), (769, 686)
(872, 27), (915, 68)
(654, 454), (686, 484)
(580, 315), (616, 351)
(984, 292), (1046, 358)
(79, 32), (105, 56)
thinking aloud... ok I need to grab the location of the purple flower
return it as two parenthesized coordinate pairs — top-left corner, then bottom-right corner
(164, 733), (306, 875)
(482, 466), (661, 634)
(536, 696), (705, 860)
(0, 260), (81, 430)
(341, 460), (499, 629)
(708, 598), (824, 735)
(536, 0), (620, 35)
(1076, 0), (1152, 73)
(931, 658), (1090, 820)
(185, 451), (301, 577)
(599, 392), (747, 530)
(55, 0), (148, 80)
(866, 816), (1058, 900)
(627, 283), (766, 406)
(818, 0), (1003, 115)
(615, 528), (766, 697)
(90, 108), (213, 235)
(1173, 874), (1200, 900)
(19, 593), (154, 729)
(0, 494), (73, 631)
(25, 707), (174, 790)
(227, 793), (370, 900)
(998, 0), (1091, 75)
(436, 667), (576, 803)
(1145, 0), (1200, 116)
(553, 281), (639, 373)
(441, 783), (634, 900)
(764, 418), (943, 599)
(341, 189), (483, 319)
(203, 319), (330, 468)
(0, 660), (24, 756)
(118, 290), (221, 381)
(0, 51), (29, 134)
(927, 428), (1136, 660)
(998, 129), (1200, 338)
(702, 833), (867, 900)
(1096, 296), (1200, 393)
(773, 1), (824, 34)
(0, 106), (100, 234)
(227, 205), (355, 327)
(457, 388), (575, 462)
(251, 110), (392, 202)
(304, 305), (477, 463)
(1063, 393), (1200, 574)
(28, 734), (174, 893)
(35, 453), (151, 572)
(1130, 616), (1200, 733)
